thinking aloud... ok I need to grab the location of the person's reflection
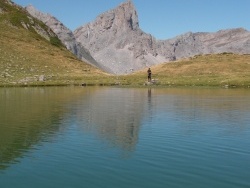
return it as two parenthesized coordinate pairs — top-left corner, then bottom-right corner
(147, 88), (153, 122)
(148, 88), (151, 104)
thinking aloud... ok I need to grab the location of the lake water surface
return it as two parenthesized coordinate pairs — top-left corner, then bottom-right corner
(0, 87), (250, 188)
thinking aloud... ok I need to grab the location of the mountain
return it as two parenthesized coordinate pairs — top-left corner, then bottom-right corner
(0, 0), (107, 86)
(5, 0), (250, 76)
(0, 0), (61, 45)
(25, 5), (101, 68)
(74, 0), (163, 74)
(74, 0), (250, 74)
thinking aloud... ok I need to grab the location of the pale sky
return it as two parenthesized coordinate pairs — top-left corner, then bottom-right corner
(12, 0), (250, 39)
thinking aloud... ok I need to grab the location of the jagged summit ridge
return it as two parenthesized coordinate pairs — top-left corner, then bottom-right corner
(25, 5), (99, 68)
(26, 5), (75, 47)
(74, 0), (139, 52)
(74, 0), (250, 74)
(25, 1), (250, 75)
(74, 1), (165, 74)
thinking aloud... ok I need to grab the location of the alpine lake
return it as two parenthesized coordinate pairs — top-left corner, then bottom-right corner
(0, 86), (249, 188)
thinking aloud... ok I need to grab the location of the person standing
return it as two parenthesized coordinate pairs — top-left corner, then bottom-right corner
(147, 68), (152, 82)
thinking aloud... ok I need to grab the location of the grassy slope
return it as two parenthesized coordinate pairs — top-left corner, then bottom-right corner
(0, 1), (111, 86)
(1, 1), (249, 88)
(121, 53), (250, 88)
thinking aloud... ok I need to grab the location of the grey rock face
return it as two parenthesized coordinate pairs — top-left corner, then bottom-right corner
(196, 28), (250, 54)
(74, 1), (162, 74)
(25, 1), (250, 75)
(25, 5), (99, 68)
(74, 1), (250, 74)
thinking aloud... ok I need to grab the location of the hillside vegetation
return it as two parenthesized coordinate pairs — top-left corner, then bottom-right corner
(0, 1), (249, 88)
(0, 0), (110, 87)
(121, 53), (250, 88)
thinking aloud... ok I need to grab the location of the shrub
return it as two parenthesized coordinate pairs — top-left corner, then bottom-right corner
(50, 36), (63, 47)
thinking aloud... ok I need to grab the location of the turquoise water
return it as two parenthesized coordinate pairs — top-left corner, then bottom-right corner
(0, 87), (250, 188)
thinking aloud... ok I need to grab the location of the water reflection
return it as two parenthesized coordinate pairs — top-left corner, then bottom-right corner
(0, 87), (90, 170)
(0, 87), (250, 188)
(0, 87), (250, 172)
(68, 88), (147, 152)
(148, 88), (151, 103)
(0, 87), (149, 169)
(160, 89), (250, 133)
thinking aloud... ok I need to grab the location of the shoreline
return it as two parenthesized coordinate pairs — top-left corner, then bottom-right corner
(0, 82), (249, 89)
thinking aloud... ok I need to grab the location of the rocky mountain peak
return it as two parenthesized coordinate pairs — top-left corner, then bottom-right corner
(74, 0), (157, 74)
(95, 0), (138, 32)
(74, 0), (139, 41)
(24, 1), (250, 75)
(25, 5), (50, 22)
(113, 0), (139, 31)
(74, 0), (250, 74)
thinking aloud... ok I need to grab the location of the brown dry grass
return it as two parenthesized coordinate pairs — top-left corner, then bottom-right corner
(124, 53), (250, 88)
(1, 1), (249, 88)
(0, 16), (111, 86)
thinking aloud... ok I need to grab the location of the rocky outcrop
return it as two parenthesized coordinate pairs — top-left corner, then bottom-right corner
(74, 0), (164, 74)
(24, 0), (250, 75)
(25, 5), (100, 68)
(74, 0), (250, 74)
(156, 28), (250, 61)
(196, 28), (250, 54)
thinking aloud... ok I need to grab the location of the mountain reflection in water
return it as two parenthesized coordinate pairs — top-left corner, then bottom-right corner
(0, 87), (84, 169)
(0, 87), (148, 169)
(70, 88), (147, 152)
(0, 87), (250, 188)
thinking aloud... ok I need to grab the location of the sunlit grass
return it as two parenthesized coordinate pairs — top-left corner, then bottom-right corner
(1, 1), (249, 88)
(125, 53), (250, 88)
(0, 12), (110, 86)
